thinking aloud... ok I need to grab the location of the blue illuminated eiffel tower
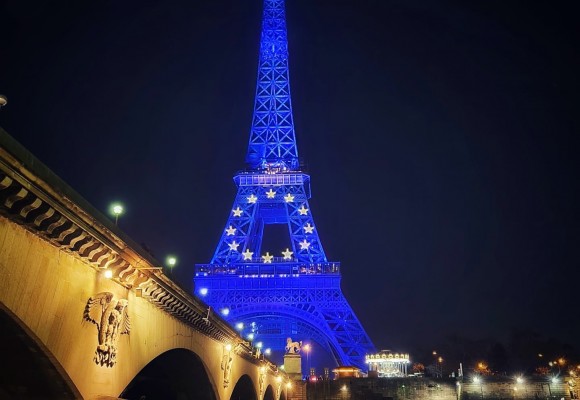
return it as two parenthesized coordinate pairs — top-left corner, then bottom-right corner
(194, 0), (375, 369)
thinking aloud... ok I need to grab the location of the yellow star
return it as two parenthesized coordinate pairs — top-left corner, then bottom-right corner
(266, 189), (276, 199)
(262, 252), (274, 263)
(282, 248), (293, 260)
(304, 223), (314, 234)
(298, 205), (309, 215)
(284, 193), (295, 203)
(299, 240), (310, 250)
(242, 249), (253, 260)
(232, 207), (243, 217)
(228, 241), (240, 251)
(225, 226), (236, 236)
(247, 194), (258, 204)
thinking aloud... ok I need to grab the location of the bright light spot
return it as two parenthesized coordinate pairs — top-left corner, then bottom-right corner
(111, 203), (124, 216)
(199, 288), (208, 296)
(265, 348), (271, 355)
(473, 377), (481, 384)
(276, 376), (282, 383)
(221, 308), (230, 316)
(280, 365), (285, 370)
(341, 385), (348, 391)
(260, 366), (266, 374)
(225, 344), (232, 352)
(104, 269), (113, 279)
(551, 377), (558, 384)
(516, 377), (524, 384)
(256, 341), (263, 348)
(286, 382), (292, 389)
(166, 255), (177, 267)
(303, 344), (311, 352)
(247, 333), (254, 341)
(235, 322), (244, 331)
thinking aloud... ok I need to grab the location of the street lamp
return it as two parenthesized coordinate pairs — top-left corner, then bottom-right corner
(165, 255), (177, 276)
(110, 203), (124, 225)
(303, 343), (312, 376)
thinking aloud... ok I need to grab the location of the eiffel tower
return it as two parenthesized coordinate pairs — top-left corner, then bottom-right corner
(194, 0), (375, 369)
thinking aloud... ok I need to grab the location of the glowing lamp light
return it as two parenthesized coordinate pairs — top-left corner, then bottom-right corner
(247, 333), (254, 341)
(265, 348), (271, 355)
(235, 322), (244, 331)
(260, 366), (266, 374)
(110, 202), (124, 225)
(516, 377), (524, 384)
(256, 341), (263, 349)
(166, 255), (177, 268)
(112, 204), (123, 215)
(199, 288), (208, 296)
(280, 365), (285, 370)
(473, 377), (481, 384)
(225, 344), (232, 352)
(286, 382), (292, 389)
(221, 308), (230, 316)
(551, 377), (558, 384)
(341, 385), (348, 392)
(104, 269), (113, 279)
(276, 376), (282, 383)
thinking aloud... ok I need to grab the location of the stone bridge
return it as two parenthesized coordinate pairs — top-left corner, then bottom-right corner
(0, 127), (297, 399)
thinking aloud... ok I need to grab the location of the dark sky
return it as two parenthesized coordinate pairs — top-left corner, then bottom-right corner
(1, 1), (579, 357)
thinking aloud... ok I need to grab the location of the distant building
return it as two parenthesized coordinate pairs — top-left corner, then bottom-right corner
(366, 350), (410, 377)
(333, 366), (364, 379)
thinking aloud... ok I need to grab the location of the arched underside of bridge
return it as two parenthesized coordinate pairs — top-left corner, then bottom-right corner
(0, 305), (81, 399)
(121, 348), (216, 400)
(230, 374), (257, 400)
(264, 385), (275, 400)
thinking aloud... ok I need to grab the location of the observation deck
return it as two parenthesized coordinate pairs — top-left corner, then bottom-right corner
(234, 171), (310, 187)
(195, 260), (340, 277)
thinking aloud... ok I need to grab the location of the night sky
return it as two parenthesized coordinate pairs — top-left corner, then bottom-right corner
(1, 1), (579, 360)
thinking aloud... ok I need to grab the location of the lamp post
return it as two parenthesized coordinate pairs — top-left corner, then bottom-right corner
(165, 255), (177, 276)
(110, 203), (124, 225)
(303, 343), (311, 378)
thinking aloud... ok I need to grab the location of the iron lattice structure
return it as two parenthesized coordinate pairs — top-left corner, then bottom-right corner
(195, 0), (375, 370)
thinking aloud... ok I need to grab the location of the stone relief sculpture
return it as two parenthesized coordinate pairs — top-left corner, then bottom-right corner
(83, 292), (130, 367)
(285, 337), (302, 354)
(220, 345), (233, 388)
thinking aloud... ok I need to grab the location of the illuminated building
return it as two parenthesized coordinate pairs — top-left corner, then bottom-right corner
(366, 350), (410, 377)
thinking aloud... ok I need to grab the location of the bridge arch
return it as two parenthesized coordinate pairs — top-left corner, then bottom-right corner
(0, 305), (81, 399)
(230, 374), (257, 400)
(121, 348), (217, 400)
(264, 384), (275, 400)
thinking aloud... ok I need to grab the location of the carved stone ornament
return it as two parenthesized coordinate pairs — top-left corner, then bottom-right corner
(83, 292), (130, 367)
(220, 345), (233, 388)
